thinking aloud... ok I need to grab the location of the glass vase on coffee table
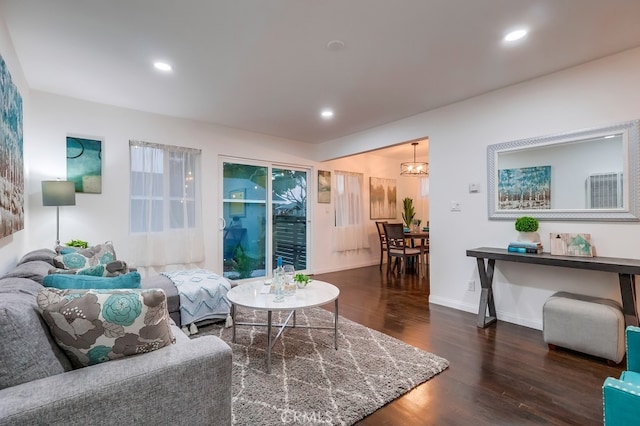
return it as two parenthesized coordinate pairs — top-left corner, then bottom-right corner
(283, 264), (296, 295)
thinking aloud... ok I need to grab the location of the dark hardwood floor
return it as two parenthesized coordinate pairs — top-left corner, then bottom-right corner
(313, 265), (622, 426)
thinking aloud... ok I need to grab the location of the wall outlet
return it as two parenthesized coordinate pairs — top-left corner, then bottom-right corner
(467, 280), (475, 292)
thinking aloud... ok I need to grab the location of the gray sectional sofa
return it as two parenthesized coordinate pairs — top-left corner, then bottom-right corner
(140, 272), (183, 325)
(0, 249), (232, 426)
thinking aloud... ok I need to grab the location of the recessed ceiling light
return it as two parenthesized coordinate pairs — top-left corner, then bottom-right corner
(504, 29), (527, 42)
(321, 109), (334, 119)
(153, 61), (172, 72)
(326, 40), (345, 51)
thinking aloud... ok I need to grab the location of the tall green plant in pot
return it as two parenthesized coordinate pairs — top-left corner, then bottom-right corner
(402, 197), (415, 229)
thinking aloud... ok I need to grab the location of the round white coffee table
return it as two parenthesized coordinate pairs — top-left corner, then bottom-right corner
(226, 279), (340, 373)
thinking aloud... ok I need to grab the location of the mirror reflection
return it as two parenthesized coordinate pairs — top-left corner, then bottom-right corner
(487, 120), (640, 221)
(497, 134), (623, 210)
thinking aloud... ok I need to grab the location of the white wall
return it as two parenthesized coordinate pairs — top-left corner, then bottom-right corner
(0, 17), (30, 272)
(312, 150), (427, 274)
(317, 46), (640, 330)
(22, 93), (399, 278)
(24, 92), (321, 275)
(1, 17), (408, 279)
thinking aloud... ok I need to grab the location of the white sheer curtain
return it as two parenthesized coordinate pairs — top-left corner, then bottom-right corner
(420, 176), (429, 197)
(333, 170), (370, 252)
(128, 140), (204, 270)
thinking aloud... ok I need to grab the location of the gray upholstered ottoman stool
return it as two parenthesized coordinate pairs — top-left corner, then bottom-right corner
(543, 291), (625, 364)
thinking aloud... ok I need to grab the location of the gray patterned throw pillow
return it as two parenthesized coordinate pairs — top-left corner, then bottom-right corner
(37, 288), (175, 368)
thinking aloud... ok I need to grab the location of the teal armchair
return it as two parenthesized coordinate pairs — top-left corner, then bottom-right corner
(603, 326), (640, 425)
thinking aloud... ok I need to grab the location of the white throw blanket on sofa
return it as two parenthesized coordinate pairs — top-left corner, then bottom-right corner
(161, 269), (232, 328)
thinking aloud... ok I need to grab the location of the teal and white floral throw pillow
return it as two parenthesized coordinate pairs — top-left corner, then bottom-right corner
(53, 242), (117, 270)
(37, 288), (175, 368)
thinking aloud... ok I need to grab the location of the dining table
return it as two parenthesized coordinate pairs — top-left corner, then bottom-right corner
(403, 228), (429, 277)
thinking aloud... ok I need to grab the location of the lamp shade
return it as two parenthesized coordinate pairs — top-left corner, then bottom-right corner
(42, 181), (76, 206)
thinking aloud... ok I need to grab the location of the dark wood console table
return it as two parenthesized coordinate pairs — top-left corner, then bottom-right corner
(466, 247), (640, 328)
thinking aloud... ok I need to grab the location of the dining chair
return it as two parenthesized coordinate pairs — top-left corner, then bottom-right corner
(414, 233), (429, 274)
(375, 221), (388, 270)
(404, 229), (429, 277)
(383, 223), (422, 275)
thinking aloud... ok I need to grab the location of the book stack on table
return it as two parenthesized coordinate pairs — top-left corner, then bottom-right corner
(507, 241), (543, 254)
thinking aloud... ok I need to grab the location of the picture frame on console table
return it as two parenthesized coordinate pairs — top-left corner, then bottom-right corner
(550, 233), (594, 257)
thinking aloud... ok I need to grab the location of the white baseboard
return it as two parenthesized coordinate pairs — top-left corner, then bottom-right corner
(497, 312), (542, 331)
(429, 295), (543, 331)
(310, 260), (379, 275)
(428, 295), (477, 314)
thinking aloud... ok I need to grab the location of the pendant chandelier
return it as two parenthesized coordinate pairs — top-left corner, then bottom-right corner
(400, 142), (428, 176)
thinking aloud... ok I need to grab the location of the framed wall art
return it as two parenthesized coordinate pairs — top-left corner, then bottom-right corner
(0, 53), (24, 238)
(318, 170), (331, 203)
(67, 136), (103, 193)
(497, 165), (551, 210)
(549, 233), (593, 257)
(370, 177), (396, 219)
(229, 189), (246, 217)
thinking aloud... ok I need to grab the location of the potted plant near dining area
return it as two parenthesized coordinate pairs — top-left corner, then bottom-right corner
(402, 197), (415, 229)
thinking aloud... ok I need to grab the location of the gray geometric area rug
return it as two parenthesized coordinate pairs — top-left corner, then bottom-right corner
(194, 307), (449, 425)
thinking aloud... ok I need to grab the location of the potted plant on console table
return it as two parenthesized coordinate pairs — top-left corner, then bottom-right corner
(510, 216), (543, 254)
(514, 216), (539, 242)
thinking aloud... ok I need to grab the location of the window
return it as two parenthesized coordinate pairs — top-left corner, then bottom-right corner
(130, 141), (199, 233)
(129, 140), (203, 267)
(333, 170), (369, 251)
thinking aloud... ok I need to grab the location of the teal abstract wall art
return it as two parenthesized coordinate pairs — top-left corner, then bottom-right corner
(498, 165), (551, 210)
(0, 53), (24, 238)
(67, 136), (102, 193)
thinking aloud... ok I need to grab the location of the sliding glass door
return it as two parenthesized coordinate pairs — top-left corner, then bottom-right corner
(221, 162), (268, 279)
(221, 159), (308, 280)
(272, 167), (307, 271)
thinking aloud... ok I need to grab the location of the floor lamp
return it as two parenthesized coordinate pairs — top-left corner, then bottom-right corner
(42, 180), (76, 248)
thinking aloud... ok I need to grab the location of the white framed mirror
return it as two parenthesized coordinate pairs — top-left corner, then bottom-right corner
(487, 119), (640, 221)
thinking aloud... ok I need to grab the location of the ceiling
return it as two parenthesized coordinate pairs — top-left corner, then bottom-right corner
(3, 1), (640, 145)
